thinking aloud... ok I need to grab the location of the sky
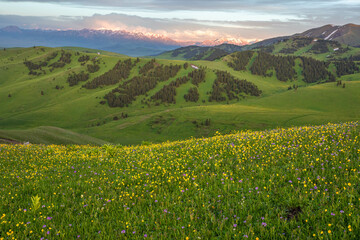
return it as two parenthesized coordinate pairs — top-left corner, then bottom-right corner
(0, 0), (359, 43)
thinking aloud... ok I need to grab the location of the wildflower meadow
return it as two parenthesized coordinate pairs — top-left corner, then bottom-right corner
(0, 122), (359, 239)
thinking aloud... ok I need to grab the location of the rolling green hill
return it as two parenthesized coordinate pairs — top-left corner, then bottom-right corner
(0, 46), (359, 145)
(154, 44), (243, 61)
(255, 37), (360, 61)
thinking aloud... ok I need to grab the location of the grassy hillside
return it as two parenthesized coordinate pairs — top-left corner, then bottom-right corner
(1, 122), (359, 239)
(0, 46), (359, 145)
(0, 126), (108, 145)
(154, 44), (243, 61)
(258, 37), (360, 61)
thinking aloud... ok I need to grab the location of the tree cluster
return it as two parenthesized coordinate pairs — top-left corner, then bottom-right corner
(139, 59), (156, 75)
(188, 68), (206, 86)
(67, 71), (89, 86)
(151, 85), (177, 104)
(301, 57), (334, 83)
(78, 55), (90, 62)
(309, 40), (330, 54)
(227, 51), (254, 71)
(104, 61), (182, 107)
(184, 87), (200, 102)
(149, 76), (190, 104)
(49, 50), (72, 70)
(23, 51), (58, 75)
(83, 58), (134, 89)
(146, 64), (182, 81)
(250, 52), (296, 82)
(209, 70), (262, 102)
(192, 49), (228, 61)
(87, 63), (100, 73)
(334, 61), (359, 77)
(257, 45), (274, 53)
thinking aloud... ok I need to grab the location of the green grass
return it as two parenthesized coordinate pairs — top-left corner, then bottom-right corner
(1, 121), (359, 239)
(1, 46), (360, 145)
(0, 126), (108, 145)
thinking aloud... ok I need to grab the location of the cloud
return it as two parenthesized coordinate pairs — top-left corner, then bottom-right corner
(0, 0), (357, 12)
(0, 0), (359, 43)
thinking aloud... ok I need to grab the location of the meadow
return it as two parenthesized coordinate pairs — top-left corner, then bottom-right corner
(1, 121), (359, 239)
(1, 47), (360, 145)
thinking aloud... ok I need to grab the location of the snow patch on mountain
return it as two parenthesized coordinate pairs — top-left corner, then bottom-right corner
(324, 29), (338, 40)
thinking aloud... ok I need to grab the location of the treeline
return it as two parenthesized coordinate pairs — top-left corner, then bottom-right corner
(104, 60), (182, 107)
(87, 58), (101, 73)
(150, 76), (190, 104)
(23, 51), (58, 75)
(250, 52), (296, 82)
(309, 40), (330, 54)
(227, 51), (254, 71)
(67, 72), (89, 86)
(301, 57), (335, 83)
(78, 55), (90, 62)
(139, 59), (156, 75)
(334, 61), (359, 77)
(188, 68), (206, 86)
(191, 49), (228, 61)
(146, 64), (182, 81)
(209, 71), (262, 102)
(83, 59), (134, 89)
(49, 50), (72, 70)
(184, 87), (199, 102)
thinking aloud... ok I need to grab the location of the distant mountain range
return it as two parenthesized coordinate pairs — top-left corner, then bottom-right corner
(0, 26), (182, 56)
(0, 23), (359, 57)
(155, 23), (360, 61)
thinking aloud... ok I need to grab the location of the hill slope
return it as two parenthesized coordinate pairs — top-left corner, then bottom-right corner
(297, 23), (360, 47)
(154, 44), (243, 60)
(1, 121), (359, 238)
(0, 46), (360, 145)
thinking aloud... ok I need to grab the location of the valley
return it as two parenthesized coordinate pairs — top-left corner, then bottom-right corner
(0, 45), (359, 145)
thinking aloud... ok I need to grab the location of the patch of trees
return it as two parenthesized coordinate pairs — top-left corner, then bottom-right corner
(309, 40), (329, 54)
(301, 57), (334, 83)
(149, 76), (191, 104)
(258, 45), (274, 53)
(139, 59), (156, 75)
(188, 68), (206, 86)
(83, 58), (134, 89)
(104, 61), (182, 107)
(347, 55), (360, 61)
(279, 48), (298, 54)
(204, 49), (228, 61)
(78, 55), (90, 62)
(67, 71), (89, 86)
(49, 50), (72, 70)
(151, 85), (177, 104)
(45, 51), (58, 62)
(87, 63), (100, 73)
(227, 51), (254, 71)
(192, 49), (228, 61)
(209, 70), (262, 102)
(23, 51), (58, 75)
(87, 57), (100, 73)
(184, 87), (200, 102)
(292, 37), (313, 48)
(23, 60), (47, 73)
(334, 61), (359, 77)
(250, 52), (296, 82)
(146, 64), (181, 81)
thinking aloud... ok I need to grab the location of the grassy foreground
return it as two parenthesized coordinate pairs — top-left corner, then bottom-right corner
(0, 122), (360, 239)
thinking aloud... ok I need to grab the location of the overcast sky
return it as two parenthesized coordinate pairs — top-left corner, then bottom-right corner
(0, 0), (359, 42)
